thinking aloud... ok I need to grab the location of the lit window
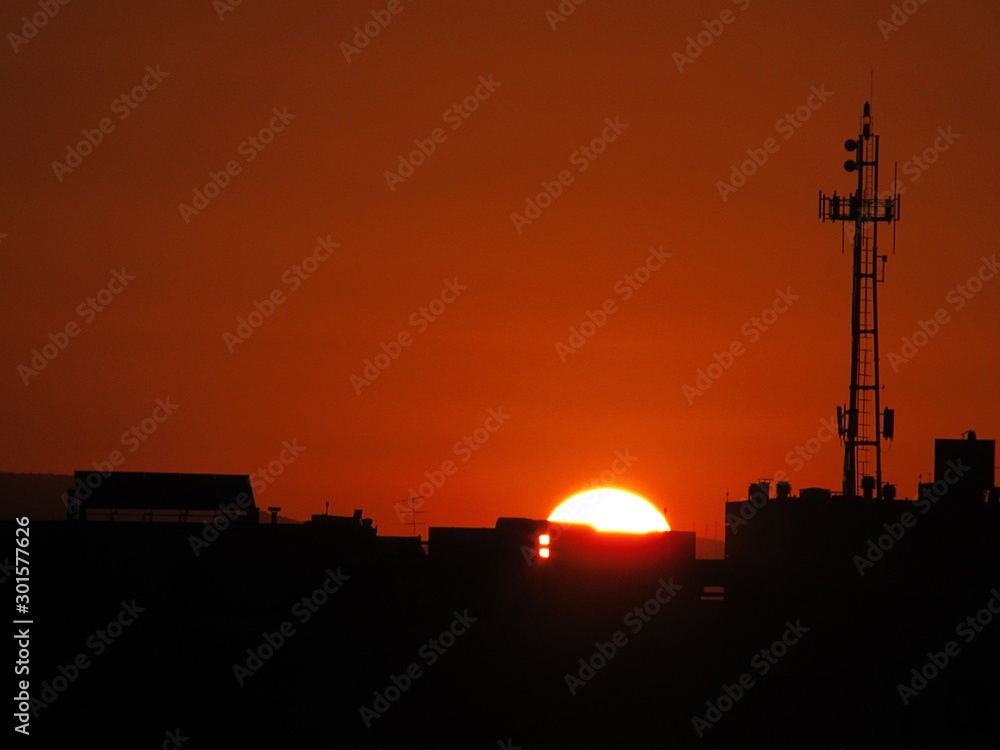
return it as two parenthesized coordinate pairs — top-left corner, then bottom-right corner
(538, 534), (550, 545)
(539, 547), (550, 559)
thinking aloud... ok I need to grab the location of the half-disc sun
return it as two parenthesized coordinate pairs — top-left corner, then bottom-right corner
(548, 488), (670, 533)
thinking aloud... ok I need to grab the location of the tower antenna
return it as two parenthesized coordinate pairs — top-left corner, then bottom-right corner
(819, 101), (900, 499)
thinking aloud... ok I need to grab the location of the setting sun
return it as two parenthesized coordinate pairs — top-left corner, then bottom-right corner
(548, 488), (670, 534)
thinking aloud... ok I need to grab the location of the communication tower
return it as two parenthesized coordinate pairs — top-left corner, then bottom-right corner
(819, 102), (901, 499)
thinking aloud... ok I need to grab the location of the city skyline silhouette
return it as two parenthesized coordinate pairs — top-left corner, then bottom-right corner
(4, 1), (1000, 747)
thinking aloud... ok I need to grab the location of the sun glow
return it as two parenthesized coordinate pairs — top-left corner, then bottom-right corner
(548, 488), (670, 533)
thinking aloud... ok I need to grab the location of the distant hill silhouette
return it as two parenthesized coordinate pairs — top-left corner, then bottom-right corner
(696, 537), (725, 559)
(0, 472), (73, 520)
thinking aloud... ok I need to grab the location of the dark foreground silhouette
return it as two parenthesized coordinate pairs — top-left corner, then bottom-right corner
(7, 441), (1000, 749)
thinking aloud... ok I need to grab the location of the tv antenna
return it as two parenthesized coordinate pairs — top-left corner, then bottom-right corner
(398, 496), (426, 538)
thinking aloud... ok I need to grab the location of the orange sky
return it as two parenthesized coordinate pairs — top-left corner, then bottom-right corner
(3, 1), (998, 535)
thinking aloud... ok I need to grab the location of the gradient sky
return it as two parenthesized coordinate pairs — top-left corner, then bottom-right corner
(4, 1), (998, 534)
